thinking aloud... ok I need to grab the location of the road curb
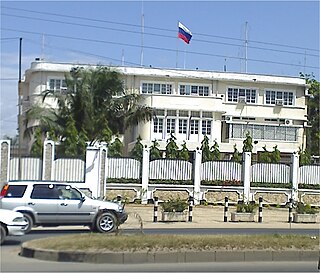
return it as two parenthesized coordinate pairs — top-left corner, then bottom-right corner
(20, 244), (319, 264)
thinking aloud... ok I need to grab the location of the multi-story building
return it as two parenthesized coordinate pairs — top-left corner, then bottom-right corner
(20, 60), (309, 159)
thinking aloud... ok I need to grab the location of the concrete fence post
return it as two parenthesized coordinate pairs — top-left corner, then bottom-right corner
(242, 152), (252, 202)
(42, 140), (55, 181)
(0, 140), (10, 187)
(141, 146), (150, 204)
(188, 196), (194, 222)
(288, 198), (293, 223)
(193, 148), (202, 205)
(153, 196), (159, 222)
(258, 196), (263, 223)
(291, 152), (299, 203)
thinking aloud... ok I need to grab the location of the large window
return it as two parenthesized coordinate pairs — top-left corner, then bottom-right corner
(179, 84), (209, 96)
(166, 118), (176, 133)
(230, 123), (297, 141)
(141, 82), (172, 94)
(265, 90), (294, 105)
(227, 88), (256, 103)
(179, 119), (188, 134)
(153, 118), (163, 133)
(202, 120), (211, 135)
(190, 120), (199, 134)
(48, 78), (67, 92)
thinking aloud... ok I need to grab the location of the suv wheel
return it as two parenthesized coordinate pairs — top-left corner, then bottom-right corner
(0, 225), (6, 245)
(95, 212), (117, 233)
(22, 213), (33, 234)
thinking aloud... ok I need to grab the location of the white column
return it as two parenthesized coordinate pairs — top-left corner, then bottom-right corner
(42, 140), (54, 180)
(141, 146), (150, 204)
(0, 140), (10, 185)
(193, 148), (202, 205)
(85, 144), (101, 199)
(242, 152), (252, 202)
(291, 152), (299, 202)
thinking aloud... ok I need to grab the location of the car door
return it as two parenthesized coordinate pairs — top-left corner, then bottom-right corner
(28, 184), (60, 224)
(55, 185), (94, 224)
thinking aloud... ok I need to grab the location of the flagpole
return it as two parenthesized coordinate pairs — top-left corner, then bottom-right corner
(176, 21), (179, 68)
(183, 48), (186, 69)
(140, 0), (144, 67)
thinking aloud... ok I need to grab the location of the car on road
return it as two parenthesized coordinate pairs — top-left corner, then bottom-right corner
(0, 209), (27, 245)
(0, 181), (127, 234)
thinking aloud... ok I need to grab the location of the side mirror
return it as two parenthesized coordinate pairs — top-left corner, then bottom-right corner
(80, 196), (86, 202)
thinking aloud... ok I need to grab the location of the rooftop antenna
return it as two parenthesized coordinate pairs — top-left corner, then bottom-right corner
(224, 58), (227, 72)
(140, 0), (144, 66)
(41, 33), (45, 60)
(121, 49), (125, 66)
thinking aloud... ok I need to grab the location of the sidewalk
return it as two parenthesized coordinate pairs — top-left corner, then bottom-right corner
(122, 204), (320, 230)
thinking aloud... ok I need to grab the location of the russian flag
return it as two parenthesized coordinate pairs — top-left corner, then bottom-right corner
(178, 22), (192, 44)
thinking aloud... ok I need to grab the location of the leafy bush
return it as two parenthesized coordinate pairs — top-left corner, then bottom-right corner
(201, 179), (243, 186)
(160, 198), (188, 212)
(236, 201), (257, 213)
(295, 202), (318, 214)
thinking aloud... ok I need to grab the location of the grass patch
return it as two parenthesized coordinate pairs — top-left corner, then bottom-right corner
(26, 234), (319, 252)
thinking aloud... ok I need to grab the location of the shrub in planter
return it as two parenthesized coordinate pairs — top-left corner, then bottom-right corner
(295, 202), (318, 214)
(236, 201), (257, 213)
(160, 198), (188, 212)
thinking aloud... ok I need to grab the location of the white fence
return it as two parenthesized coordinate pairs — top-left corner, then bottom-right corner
(299, 165), (320, 185)
(201, 161), (242, 181)
(53, 158), (85, 182)
(251, 163), (290, 184)
(149, 159), (192, 180)
(107, 158), (140, 179)
(9, 158), (42, 180)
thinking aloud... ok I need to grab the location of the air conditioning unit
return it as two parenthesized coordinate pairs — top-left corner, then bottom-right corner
(238, 96), (246, 103)
(285, 119), (293, 126)
(275, 99), (283, 106)
(223, 116), (232, 122)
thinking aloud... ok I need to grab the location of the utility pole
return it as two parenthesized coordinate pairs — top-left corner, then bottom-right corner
(18, 37), (22, 180)
(245, 21), (248, 73)
(140, 0), (144, 66)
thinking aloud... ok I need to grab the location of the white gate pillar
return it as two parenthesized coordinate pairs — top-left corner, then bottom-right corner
(0, 140), (10, 186)
(42, 140), (55, 180)
(193, 148), (202, 205)
(141, 146), (150, 204)
(291, 152), (299, 202)
(242, 152), (252, 202)
(85, 142), (107, 199)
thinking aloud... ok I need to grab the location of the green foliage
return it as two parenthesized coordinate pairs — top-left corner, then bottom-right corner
(298, 147), (312, 166)
(251, 182), (292, 189)
(236, 201), (257, 213)
(300, 73), (319, 156)
(160, 198), (188, 212)
(242, 132), (253, 153)
(108, 137), (123, 157)
(106, 178), (141, 184)
(295, 202), (318, 214)
(179, 141), (190, 161)
(149, 179), (193, 185)
(165, 133), (179, 159)
(130, 136), (144, 162)
(231, 144), (242, 163)
(30, 127), (43, 157)
(298, 183), (320, 190)
(150, 139), (162, 160)
(258, 145), (281, 163)
(201, 179), (243, 186)
(211, 140), (220, 160)
(201, 135), (211, 162)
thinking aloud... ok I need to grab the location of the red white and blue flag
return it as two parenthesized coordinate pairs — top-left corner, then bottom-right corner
(178, 22), (192, 44)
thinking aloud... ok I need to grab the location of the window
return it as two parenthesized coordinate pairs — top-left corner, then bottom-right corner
(190, 120), (199, 134)
(4, 185), (27, 198)
(31, 184), (58, 199)
(166, 118), (175, 133)
(141, 82), (172, 94)
(48, 78), (67, 92)
(202, 120), (211, 135)
(179, 84), (209, 96)
(265, 90), (294, 105)
(230, 124), (297, 141)
(179, 119), (188, 134)
(153, 118), (163, 133)
(227, 88), (256, 103)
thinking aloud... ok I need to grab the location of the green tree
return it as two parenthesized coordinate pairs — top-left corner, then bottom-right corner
(150, 139), (161, 160)
(300, 73), (319, 156)
(259, 146), (271, 163)
(165, 133), (179, 159)
(200, 135), (211, 162)
(231, 144), (241, 163)
(179, 141), (190, 160)
(211, 140), (220, 160)
(61, 116), (82, 157)
(130, 136), (144, 162)
(298, 147), (312, 166)
(271, 145), (281, 163)
(25, 66), (153, 156)
(108, 137), (123, 157)
(30, 127), (43, 157)
(242, 132), (253, 153)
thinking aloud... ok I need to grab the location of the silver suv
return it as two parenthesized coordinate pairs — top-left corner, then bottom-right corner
(0, 181), (127, 233)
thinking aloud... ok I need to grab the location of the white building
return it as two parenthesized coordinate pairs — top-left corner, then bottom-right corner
(20, 60), (309, 159)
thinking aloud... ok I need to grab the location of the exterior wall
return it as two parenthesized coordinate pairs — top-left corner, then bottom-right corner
(21, 61), (308, 155)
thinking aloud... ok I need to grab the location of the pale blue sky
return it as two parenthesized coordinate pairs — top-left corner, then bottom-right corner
(1, 1), (319, 138)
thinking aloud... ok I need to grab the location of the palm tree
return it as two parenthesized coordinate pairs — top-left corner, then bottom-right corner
(25, 65), (154, 155)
